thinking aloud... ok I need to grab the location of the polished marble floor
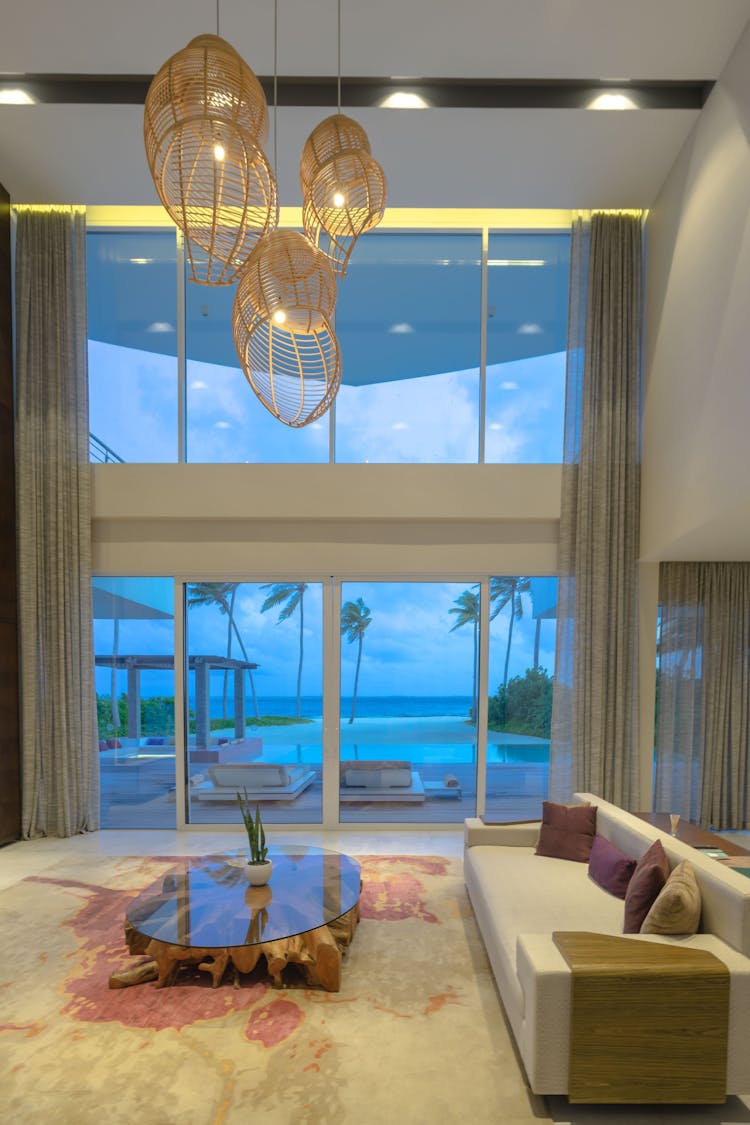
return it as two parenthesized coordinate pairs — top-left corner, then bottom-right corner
(0, 825), (465, 893)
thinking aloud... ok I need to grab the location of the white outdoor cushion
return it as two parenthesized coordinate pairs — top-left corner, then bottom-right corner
(343, 767), (412, 788)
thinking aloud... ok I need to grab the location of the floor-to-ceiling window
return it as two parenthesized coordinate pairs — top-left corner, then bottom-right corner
(483, 576), (557, 821)
(88, 214), (568, 829)
(338, 580), (479, 824)
(184, 581), (324, 825)
(93, 577), (176, 828)
(87, 230), (178, 463)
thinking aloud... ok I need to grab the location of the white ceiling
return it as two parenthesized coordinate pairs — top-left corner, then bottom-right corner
(1, 0), (750, 206)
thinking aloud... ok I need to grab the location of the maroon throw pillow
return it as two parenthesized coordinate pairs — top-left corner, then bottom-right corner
(623, 839), (671, 933)
(588, 834), (637, 899)
(535, 801), (597, 862)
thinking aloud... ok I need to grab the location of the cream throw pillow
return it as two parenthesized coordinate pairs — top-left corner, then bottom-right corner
(640, 859), (701, 935)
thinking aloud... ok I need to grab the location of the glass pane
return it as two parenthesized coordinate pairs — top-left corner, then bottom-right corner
(485, 233), (569, 463)
(93, 577), (176, 828)
(88, 231), (178, 463)
(484, 576), (557, 819)
(339, 581), (478, 823)
(185, 276), (329, 462)
(185, 582), (323, 824)
(335, 233), (481, 463)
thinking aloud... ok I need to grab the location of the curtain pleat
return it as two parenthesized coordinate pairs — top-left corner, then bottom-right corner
(655, 562), (750, 829)
(15, 206), (99, 836)
(549, 213), (643, 807)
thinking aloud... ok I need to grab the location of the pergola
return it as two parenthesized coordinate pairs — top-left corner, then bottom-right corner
(94, 654), (259, 746)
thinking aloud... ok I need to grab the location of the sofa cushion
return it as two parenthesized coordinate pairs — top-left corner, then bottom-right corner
(535, 801), (597, 863)
(588, 834), (637, 899)
(208, 763), (302, 788)
(343, 768), (412, 788)
(641, 860), (702, 935)
(623, 838), (670, 933)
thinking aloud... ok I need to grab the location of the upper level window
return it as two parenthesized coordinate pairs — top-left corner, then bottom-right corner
(484, 232), (569, 463)
(87, 225), (569, 465)
(87, 230), (177, 463)
(185, 273), (329, 464)
(334, 232), (482, 463)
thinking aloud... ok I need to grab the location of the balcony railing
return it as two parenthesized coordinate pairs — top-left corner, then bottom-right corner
(90, 432), (124, 463)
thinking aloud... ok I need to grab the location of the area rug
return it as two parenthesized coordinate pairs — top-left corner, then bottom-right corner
(1, 854), (543, 1125)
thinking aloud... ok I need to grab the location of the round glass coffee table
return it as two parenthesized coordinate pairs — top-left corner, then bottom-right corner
(110, 846), (361, 993)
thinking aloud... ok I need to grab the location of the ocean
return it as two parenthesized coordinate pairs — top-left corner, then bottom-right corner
(210, 695), (474, 721)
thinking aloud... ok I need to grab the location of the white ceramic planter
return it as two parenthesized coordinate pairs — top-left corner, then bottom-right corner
(244, 859), (273, 886)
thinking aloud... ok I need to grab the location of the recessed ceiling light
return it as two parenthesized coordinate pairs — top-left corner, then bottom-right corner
(489, 423), (504, 431)
(214, 421), (231, 429)
(517, 323), (543, 335)
(588, 92), (637, 111)
(501, 381), (519, 391)
(388, 322), (415, 334)
(0, 88), (36, 105)
(190, 380), (209, 390)
(380, 91), (429, 109)
(145, 321), (175, 333)
(487, 259), (546, 267)
(130, 257), (155, 265)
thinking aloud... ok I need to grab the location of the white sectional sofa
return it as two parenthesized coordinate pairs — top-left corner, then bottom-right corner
(464, 792), (750, 1101)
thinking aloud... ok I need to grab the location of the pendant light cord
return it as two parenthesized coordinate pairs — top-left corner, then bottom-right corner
(216, 0), (220, 36)
(273, 0), (278, 180)
(337, 0), (341, 115)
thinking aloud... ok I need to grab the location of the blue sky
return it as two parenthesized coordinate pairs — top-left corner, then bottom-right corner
(94, 578), (557, 702)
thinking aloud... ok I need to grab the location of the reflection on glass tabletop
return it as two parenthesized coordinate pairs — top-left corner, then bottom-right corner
(126, 846), (361, 949)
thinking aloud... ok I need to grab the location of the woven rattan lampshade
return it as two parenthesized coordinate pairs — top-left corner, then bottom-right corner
(144, 34), (277, 284)
(233, 230), (341, 426)
(300, 113), (386, 277)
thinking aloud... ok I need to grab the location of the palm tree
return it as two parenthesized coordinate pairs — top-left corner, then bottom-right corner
(260, 583), (308, 719)
(489, 576), (531, 691)
(449, 589), (480, 722)
(341, 598), (372, 724)
(186, 582), (260, 721)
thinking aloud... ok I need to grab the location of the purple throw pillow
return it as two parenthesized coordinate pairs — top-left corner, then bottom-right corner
(588, 834), (637, 899)
(535, 801), (597, 862)
(623, 839), (671, 933)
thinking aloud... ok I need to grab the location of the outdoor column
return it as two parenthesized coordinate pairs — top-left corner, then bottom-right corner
(233, 667), (245, 739)
(195, 659), (210, 749)
(126, 660), (141, 740)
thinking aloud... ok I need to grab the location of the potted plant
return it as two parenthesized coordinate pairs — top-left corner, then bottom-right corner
(237, 788), (273, 885)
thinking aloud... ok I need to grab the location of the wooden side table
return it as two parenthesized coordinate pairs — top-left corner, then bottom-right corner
(632, 812), (750, 857)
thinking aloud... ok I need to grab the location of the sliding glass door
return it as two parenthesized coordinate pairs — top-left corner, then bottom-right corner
(338, 581), (478, 823)
(184, 582), (324, 825)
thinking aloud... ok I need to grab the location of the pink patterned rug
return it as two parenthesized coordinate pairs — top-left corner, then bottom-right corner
(1, 854), (538, 1124)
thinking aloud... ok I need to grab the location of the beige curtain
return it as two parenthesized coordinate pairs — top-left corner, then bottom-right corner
(655, 562), (750, 829)
(549, 213), (643, 807)
(15, 206), (99, 836)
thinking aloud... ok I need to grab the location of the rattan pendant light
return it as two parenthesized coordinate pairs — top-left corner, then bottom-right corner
(300, 2), (386, 277)
(300, 114), (387, 277)
(144, 32), (278, 285)
(232, 229), (341, 427)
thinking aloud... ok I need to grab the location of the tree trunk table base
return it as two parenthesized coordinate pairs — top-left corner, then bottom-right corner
(109, 902), (360, 993)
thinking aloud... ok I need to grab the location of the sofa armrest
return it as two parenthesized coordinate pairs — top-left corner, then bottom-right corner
(464, 817), (541, 848)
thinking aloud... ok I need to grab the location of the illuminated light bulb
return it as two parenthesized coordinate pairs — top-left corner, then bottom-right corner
(332, 191), (346, 207)
(213, 142), (226, 161)
(273, 309), (287, 325)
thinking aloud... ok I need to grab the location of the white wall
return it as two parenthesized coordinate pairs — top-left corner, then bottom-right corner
(643, 18), (750, 561)
(92, 463), (561, 577)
